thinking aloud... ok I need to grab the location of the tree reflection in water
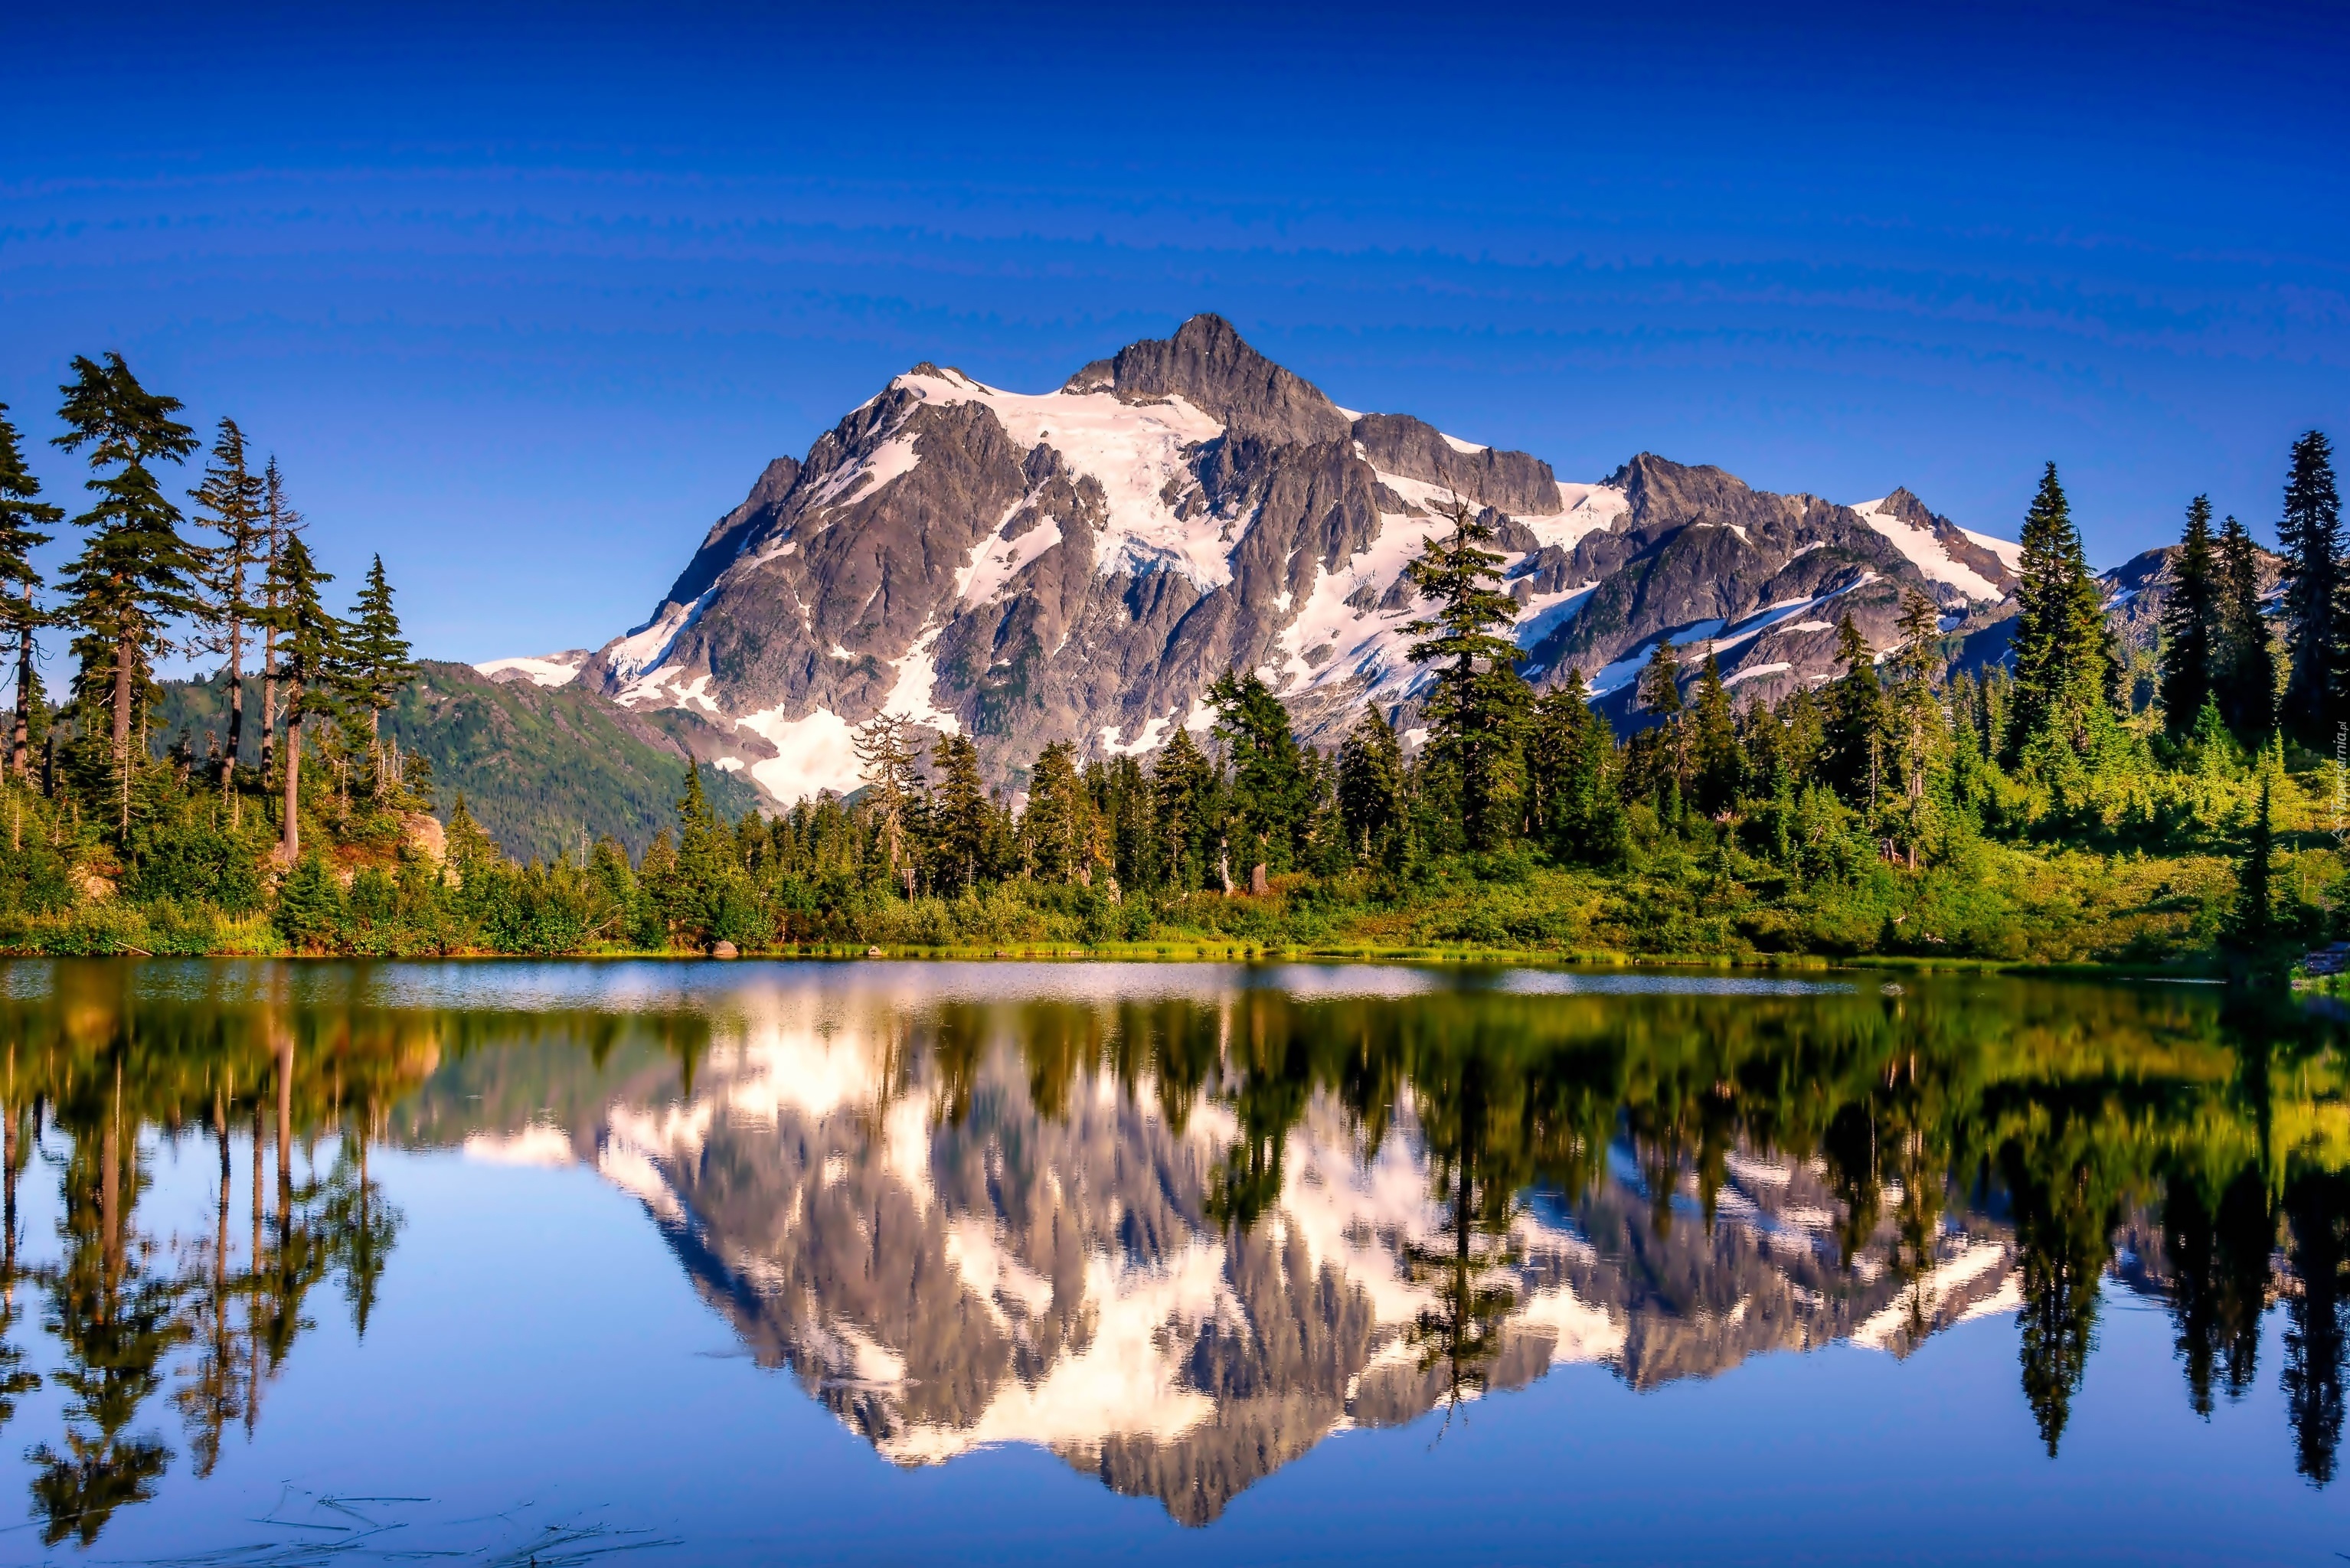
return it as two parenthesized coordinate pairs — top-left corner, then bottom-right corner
(0, 963), (2347, 1540)
(0, 965), (427, 1545)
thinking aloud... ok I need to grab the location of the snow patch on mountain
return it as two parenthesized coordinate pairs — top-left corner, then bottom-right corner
(895, 367), (1231, 590)
(1962, 528), (2025, 571)
(608, 589), (719, 705)
(474, 651), (587, 688)
(959, 514), (1064, 604)
(734, 704), (864, 801)
(1101, 716), (1174, 756)
(801, 431), (924, 518)
(1538, 482), (1629, 547)
(1849, 497), (2005, 601)
(881, 631), (960, 734)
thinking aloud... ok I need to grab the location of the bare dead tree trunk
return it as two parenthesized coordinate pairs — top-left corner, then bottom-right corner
(280, 704), (302, 861)
(224, 613), (245, 793)
(9, 601), (31, 780)
(113, 629), (134, 832)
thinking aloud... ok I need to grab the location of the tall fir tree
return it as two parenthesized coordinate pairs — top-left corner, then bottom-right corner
(2214, 515), (2276, 743)
(1021, 740), (1097, 884)
(1823, 615), (1886, 811)
(1524, 670), (1616, 864)
(266, 535), (342, 861)
(340, 554), (416, 757)
(1636, 636), (1683, 722)
(1209, 668), (1309, 874)
(1886, 589), (1950, 850)
(1150, 725), (1218, 891)
(1688, 648), (1739, 816)
(927, 732), (993, 894)
(2005, 462), (2117, 769)
(2278, 430), (2342, 746)
(190, 418), (266, 786)
(1403, 497), (1531, 850)
(2159, 495), (2221, 739)
(50, 353), (201, 830)
(0, 405), (60, 782)
(1335, 703), (1406, 867)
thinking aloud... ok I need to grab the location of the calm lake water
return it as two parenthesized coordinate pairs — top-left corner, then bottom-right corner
(0, 959), (2342, 1565)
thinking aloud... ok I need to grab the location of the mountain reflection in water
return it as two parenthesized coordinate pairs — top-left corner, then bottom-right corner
(0, 959), (2346, 1543)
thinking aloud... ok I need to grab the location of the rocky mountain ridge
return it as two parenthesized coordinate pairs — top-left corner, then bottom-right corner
(489, 315), (2031, 804)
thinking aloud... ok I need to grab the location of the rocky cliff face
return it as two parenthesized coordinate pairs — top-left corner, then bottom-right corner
(495, 315), (2024, 804)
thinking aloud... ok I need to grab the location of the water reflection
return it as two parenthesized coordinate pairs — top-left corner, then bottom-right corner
(0, 961), (2347, 1538)
(0, 981), (420, 1546)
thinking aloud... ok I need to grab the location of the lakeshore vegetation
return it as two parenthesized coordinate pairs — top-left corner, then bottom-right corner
(0, 355), (2343, 967)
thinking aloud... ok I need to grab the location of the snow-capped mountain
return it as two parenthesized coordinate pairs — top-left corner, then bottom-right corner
(485, 315), (2021, 802)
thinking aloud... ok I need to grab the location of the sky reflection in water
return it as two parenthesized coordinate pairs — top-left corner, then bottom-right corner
(0, 959), (2339, 1565)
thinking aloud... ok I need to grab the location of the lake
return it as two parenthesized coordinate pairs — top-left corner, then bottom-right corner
(0, 959), (2341, 1565)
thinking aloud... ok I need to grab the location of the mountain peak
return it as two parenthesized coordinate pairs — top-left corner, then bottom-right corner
(1102, 313), (1351, 446)
(571, 322), (2038, 804)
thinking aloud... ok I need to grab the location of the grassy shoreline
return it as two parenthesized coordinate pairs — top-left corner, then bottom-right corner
(0, 932), (2236, 982)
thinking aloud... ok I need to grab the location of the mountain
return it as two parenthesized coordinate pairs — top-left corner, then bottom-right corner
(488, 315), (2023, 802)
(155, 661), (763, 863)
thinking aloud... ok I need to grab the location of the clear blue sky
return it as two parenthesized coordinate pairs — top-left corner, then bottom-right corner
(4, 1), (2345, 665)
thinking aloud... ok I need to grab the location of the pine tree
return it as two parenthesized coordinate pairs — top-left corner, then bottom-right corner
(273, 853), (346, 952)
(2214, 516), (2276, 744)
(2279, 430), (2342, 746)
(1021, 740), (1097, 884)
(1404, 497), (1531, 851)
(1688, 648), (1739, 816)
(436, 793), (498, 892)
(340, 555), (416, 763)
(1823, 615), (1886, 811)
(1886, 590), (1950, 854)
(1335, 703), (1406, 867)
(1637, 637), (1684, 723)
(50, 353), (201, 830)
(1209, 669), (1309, 874)
(1151, 726), (1218, 891)
(2005, 462), (2116, 768)
(0, 406), (60, 782)
(668, 765), (750, 946)
(190, 419), (266, 787)
(928, 732), (992, 894)
(267, 535), (342, 861)
(1525, 669), (1616, 864)
(2159, 496), (2221, 739)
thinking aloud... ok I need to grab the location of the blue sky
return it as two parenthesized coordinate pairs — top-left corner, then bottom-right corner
(4, 1), (2345, 665)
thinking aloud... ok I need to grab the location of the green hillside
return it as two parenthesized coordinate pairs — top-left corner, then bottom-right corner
(155, 661), (764, 863)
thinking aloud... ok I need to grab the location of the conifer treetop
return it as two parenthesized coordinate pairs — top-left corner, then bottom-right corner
(0, 403), (60, 596)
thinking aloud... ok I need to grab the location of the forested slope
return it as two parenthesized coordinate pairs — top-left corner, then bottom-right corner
(155, 662), (761, 863)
